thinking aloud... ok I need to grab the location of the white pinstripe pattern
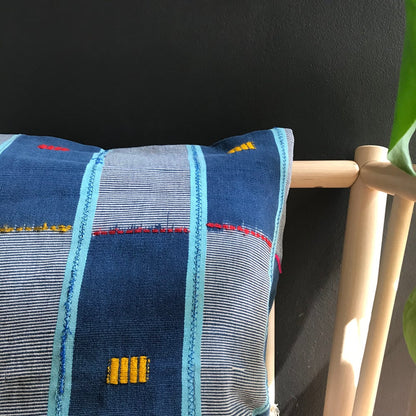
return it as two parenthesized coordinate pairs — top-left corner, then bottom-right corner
(92, 146), (191, 230)
(201, 230), (271, 415)
(0, 231), (72, 415)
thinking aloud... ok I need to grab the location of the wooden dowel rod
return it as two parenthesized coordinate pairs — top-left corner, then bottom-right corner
(361, 161), (416, 201)
(266, 301), (275, 406)
(323, 145), (388, 416)
(290, 160), (359, 188)
(352, 196), (414, 416)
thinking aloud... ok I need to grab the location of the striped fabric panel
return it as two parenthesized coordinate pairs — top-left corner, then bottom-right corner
(201, 230), (270, 415)
(92, 146), (190, 230)
(0, 232), (72, 416)
(103, 145), (193, 169)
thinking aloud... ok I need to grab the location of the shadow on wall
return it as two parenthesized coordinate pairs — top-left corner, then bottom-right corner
(275, 188), (349, 414)
(280, 365), (328, 416)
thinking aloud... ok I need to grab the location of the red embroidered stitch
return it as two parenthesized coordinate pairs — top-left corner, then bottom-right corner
(205, 222), (273, 248)
(275, 254), (282, 274)
(92, 226), (190, 236)
(38, 144), (70, 151)
(92, 224), (270, 248)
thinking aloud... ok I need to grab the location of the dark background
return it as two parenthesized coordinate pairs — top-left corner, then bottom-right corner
(1, 1), (415, 414)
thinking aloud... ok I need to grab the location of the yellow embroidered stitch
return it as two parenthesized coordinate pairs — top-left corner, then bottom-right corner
(109, 358), (119, 385)
(139, 356), (150, 383)
(107, 356), (149, 385)
(106, 364), (111, 384)
(247, 141), (255, 149)
(227, 141), (256, 154)
(119, 357), (129, 384)
(0, 223), (72, 233)
(130, 356), (138, 383)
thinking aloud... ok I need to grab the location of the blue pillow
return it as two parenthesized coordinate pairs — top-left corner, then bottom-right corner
(0, 128), (293, 416)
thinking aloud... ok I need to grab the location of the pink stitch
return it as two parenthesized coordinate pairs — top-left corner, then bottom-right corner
(92, 226), (191, 236)
(92, 224), (272, 251)
(275, 254), (282, 274)
(205, 222), (273, 250)
(38, 144), (70, 151)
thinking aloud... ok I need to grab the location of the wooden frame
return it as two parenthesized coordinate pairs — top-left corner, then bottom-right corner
(266, 145), (416, 416)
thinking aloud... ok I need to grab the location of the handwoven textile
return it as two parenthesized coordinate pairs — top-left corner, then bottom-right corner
(0, 128), (293, 416)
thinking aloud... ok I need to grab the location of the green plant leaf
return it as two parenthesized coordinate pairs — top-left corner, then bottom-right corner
(403, 286), (416, 365)
(388, 0), (416, 176)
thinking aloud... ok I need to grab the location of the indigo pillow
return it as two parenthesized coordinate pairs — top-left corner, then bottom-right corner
(0, 128), (293, 416)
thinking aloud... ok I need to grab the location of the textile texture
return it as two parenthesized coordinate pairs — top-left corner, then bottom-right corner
(0, 129), (293, 416)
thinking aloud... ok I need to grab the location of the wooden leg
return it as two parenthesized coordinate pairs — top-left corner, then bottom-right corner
(266, 301), (275, 409)
(323, 146), (388, 416)
(352, 196), (414, 416)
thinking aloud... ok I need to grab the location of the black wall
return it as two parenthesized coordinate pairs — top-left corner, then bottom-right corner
(1, 2), (414, 415)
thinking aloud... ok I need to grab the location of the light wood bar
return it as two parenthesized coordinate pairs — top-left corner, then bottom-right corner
(290, 160), (359, 188)
(269, 149), (416, 416)
(352, 195), (414, 416)
(266, 302), (275, 407)
(361, 161), (416, 201)
(323, 146), (388, 416)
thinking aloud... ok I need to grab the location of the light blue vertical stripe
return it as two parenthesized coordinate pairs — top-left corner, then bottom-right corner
(48, 149), (107, 416)
(269, 128), (289, 285)
(0, 134), (20, 156)
(253, 128), (289, 416)
(182, 145), (207, 416)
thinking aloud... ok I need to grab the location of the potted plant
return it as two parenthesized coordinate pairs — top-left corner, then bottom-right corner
(388, 0), (416, 413)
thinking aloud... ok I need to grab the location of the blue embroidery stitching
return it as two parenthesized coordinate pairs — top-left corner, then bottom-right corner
(55, 150), (107, 415)
(187, 145), (203, 416)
